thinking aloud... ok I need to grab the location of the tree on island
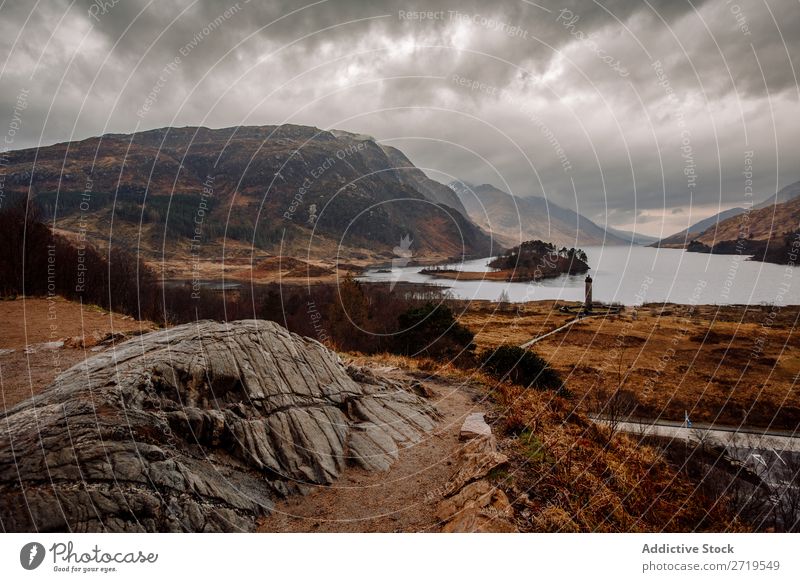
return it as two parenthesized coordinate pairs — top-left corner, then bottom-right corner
(488, 239), (590, 280)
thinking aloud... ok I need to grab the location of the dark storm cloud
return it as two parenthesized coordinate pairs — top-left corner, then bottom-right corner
(1, 0), (798, 236)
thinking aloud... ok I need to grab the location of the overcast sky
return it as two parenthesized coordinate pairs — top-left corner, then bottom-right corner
(1, 0), (798, 237)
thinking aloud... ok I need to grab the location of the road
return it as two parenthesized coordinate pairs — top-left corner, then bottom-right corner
(597, 416), (800, 501)
(603, 418), (800, 453)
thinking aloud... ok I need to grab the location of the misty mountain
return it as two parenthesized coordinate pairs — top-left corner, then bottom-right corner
(652, 206), (747, 248)
(754, 179), (800, 209)
(654, 179), (800, 248)
(449, 181), (630, 248)
(604, 226), (659, 246)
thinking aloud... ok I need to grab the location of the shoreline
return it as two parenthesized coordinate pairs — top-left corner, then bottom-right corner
(418, 267), (584, 283)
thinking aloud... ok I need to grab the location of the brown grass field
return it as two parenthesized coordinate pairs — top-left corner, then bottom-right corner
(0, 297), (156, 410)
(458, 300), (800, 431)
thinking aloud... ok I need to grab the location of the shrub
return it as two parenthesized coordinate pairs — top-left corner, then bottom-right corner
(517, 429), (554, 463)
(0, 197), (159, 321)
(479, 345), (563, 391)
(0, 197), (471, 353)
(394, 302), (474, 359)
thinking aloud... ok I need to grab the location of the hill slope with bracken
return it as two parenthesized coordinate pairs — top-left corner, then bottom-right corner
(0, 125), (493, 265)
(694, 195), (800, 246)
(450, 181), (630, 248)
(754, 179), (800, 209)
(653, 179), (800, 249)
(651, 206), (747, 249)
(671, 185), (800, 264)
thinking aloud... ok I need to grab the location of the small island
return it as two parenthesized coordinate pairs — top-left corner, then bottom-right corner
(421, 240), (590, 282)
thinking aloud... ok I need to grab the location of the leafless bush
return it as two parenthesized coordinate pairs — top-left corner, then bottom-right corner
(589, 348), (639, 443)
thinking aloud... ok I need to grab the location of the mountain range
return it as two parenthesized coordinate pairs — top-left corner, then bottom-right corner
(653, 179), (800, 251)
(652, 206), (747, 248)
(1, 125), (495, 263)
(754, 180), (800, 209)
(449, 181), (642, 248)
(1, 123), (670, 271)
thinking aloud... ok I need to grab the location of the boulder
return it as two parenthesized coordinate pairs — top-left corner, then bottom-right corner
(441, 436), (508, 498)
(459, 412), (492, 440)
(0, 320), (439, 532)
(438, 480), (517, 533)
(436, 434), (518, 533)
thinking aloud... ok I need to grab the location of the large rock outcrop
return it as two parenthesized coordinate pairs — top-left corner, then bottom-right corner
(0, 320), (439, 532)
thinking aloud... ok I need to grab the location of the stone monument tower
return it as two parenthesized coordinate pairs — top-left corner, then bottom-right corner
(584, 274), (593, 313)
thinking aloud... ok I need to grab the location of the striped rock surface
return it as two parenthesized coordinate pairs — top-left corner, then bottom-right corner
(0, 320), (438, 532)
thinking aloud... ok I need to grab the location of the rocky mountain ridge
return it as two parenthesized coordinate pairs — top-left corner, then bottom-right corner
(653, 179), (800, 249)
(1, 125), (493, 262)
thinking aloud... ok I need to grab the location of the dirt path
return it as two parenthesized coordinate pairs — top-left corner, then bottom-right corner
(0, 297), (156, 410)
(258, 370), (483, 532)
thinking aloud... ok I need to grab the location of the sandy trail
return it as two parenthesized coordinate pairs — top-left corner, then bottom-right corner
(258, 371), (482, 533)
(0, 297), (155, 410)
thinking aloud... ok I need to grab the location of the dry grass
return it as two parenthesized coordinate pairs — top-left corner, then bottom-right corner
(485, 381), (746, 531)
(0, 297), (157, 409)
(360, 353), (746, 531)
(459, 300), (800, 430)
(349, 346), (746, 531)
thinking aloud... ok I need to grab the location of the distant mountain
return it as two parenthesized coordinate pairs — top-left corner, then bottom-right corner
(754, 179), (800, 209)
(652, 206), (747, 248)
(605, 226), (659, 246)
(694, 195), (800, 247)
(676, 195), (800, 264)
(653, 179), (800, 248)
(449, 181), (630, 247)
(654, 179), (800, 264)
(1, 125), (492, 262)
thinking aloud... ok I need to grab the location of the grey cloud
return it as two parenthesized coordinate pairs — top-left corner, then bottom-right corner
(1, 0), (798, 236)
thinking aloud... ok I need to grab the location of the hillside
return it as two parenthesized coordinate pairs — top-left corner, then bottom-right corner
(694, 195), (800, 247)
(450, 181), (630, 247)
(754, 179), (800, 209)
(329, 130), (468, 214)
(652, 206), (746, 248)
(663, 186), (800, 263)
(653, 179), (800, 249)
(679, 194), (800, 264)
(0, 296), (748, 533)
(0, 125), (493, 267)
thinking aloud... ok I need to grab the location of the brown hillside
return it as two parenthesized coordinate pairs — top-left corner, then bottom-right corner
(695, 196), (800, 246)
(1, 125), (493, 265)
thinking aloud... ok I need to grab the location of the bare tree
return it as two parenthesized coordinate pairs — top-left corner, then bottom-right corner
(591, 348), (639, 444)
(770, 451), (800, 532)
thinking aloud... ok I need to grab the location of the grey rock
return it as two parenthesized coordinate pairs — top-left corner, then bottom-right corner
(0, 320), (438, 532)
(459, 412), (492, 440)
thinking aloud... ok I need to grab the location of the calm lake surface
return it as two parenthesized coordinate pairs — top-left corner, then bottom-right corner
(360, 245), (800, 305)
